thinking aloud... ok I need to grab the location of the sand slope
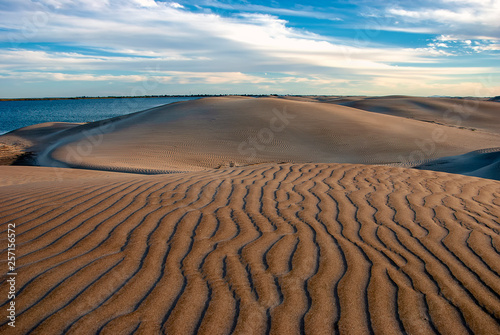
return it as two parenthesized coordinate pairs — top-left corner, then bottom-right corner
(324, 95), (500, 134)
(1, 96), (499, 334)
(1, 163), (500, 334)
(0, 123), (82, 165)
(8, 97), (495, 174)
(416, 148), (500, 181)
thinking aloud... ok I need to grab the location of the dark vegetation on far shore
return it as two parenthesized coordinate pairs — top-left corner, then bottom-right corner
(1, 94), (499, 102)
(0, 94), (277, 102)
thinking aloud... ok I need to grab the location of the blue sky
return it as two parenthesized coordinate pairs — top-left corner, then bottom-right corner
(0, 0), (499, 98)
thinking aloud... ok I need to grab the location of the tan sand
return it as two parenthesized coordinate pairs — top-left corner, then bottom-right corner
(0, 163), (499, 334)
(0, 96), (499, 334)
(0, 123), (82, 166)
(1, 97), (498, 173)
(321, 95), (500, 134)
(0, 144), (26, 165)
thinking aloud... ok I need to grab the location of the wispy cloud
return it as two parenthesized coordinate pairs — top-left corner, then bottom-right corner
(0, 1), (441, 71)
(184, 0), (342, 21)
(383, 0), (500, 39)
(0, 0), (498, 97)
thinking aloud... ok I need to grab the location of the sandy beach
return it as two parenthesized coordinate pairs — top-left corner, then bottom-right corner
(1, 96), (499, 334)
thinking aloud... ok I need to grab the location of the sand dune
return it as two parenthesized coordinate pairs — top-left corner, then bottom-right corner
(1, 163), (499, 334)
(416, 148), (500, 181)
(323, 95), (500, 134)
(0, 123), (82, 166)
(1, 96), (499, 334)
(1, 97), (497, 174)
(0, 122), (82, 149)
(0, 166), (133, 187)
(0, 144), (26, 165)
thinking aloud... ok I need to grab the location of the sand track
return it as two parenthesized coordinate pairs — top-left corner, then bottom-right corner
(1, 163), (499, 334)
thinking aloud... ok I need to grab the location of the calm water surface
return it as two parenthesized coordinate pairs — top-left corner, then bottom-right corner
(0, 97), (200, 135)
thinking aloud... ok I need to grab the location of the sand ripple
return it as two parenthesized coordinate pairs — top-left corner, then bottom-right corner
(1, 163), (499, 334)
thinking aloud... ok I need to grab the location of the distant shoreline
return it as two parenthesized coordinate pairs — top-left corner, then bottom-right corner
(0, 94), (497, 102)
(0, 94), (276, 102)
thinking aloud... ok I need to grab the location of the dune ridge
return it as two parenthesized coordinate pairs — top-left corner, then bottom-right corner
(1, 97), (498, 174)
(315, 96), (500, 134)
(1, 163), (499, 334)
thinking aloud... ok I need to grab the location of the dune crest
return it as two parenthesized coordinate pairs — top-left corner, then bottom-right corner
(321, 95), (500, 134)
(20, 97), (496, 173)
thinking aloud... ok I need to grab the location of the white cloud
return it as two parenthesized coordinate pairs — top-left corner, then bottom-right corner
(0, 71), (150, 82)
(366, 77), (499, 97)
(384, 0), (500, 39)
(38, 0), (111, 10)
(388, 8), (478, 24)
(168, 2), (184, 9)
(0, 69), (343, 88)
(0, 0), (498, 97)
(426, 35), (500, 54)
(472, 44), (500, 52)
(132, 0), (158, 7)
(0, 1), (443, 75)
(437, 35), (459, 41)
(194, 1), (342, 21)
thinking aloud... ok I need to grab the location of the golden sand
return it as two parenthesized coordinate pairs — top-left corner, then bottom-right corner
(1, 96), (499, 334)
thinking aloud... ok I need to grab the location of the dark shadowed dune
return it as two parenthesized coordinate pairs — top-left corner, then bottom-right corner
(416, 148), (500, 181)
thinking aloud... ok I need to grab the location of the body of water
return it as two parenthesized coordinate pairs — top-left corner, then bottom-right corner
(0, 97), (200, 135)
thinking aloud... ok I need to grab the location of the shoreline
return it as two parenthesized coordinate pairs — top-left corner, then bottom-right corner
(1, 94), (497, 102)
(1, 95), (499, 180)
(0, 94), (272, 102)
